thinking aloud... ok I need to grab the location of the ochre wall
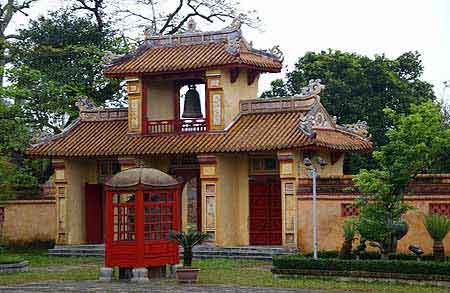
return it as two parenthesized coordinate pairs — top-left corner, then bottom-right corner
(146, 80), (175, 120)
(1, 200), (56, 243)
(220, 69), (259, 129)
(297, 198), (450, 254)
(65, 160), (97, 244)
(297, 199), (346, 252)
(215, 153), (249, 246)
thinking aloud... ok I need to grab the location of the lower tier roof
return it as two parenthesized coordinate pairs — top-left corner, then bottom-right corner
(27, 111), (371, 158)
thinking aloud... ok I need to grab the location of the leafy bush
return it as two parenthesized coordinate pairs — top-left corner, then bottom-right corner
(0, 256), (24, 264)
(273, 255), (450, 275)
(300, 250), (445, 261)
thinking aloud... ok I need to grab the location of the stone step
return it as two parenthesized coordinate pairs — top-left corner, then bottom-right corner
(48, 244), (298, 259)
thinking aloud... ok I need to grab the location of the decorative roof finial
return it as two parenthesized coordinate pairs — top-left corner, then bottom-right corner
(229, 14), (243, 30)
(144, 24), (159, 39)
(75, 96), (95, 112)
(300, 79), (325, 97)
(187, 18), (197, 32)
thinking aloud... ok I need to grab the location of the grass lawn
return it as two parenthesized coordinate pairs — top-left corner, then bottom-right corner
(0, 249), (449, 292)
(0, 248), (101, 285)
(194, 258), (450, 293)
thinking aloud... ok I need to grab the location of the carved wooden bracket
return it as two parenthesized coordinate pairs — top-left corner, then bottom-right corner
(331, 152), (343, 165)
(247, 70), (259, 86)
(230, 67), (240, 83)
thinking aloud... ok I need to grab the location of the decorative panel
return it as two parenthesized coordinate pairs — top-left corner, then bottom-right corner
(55, 169), (65, 181)
(128, 97), (142, 132)
(209, 91), (224, 130)
(207, 77), (221, 89)
(126, 80), (141, 94)
(341, 203), (360, 217)
(202, 166), (216, 177)
(284, 182), (294, 194)
(285, 194), (296, 233)
(280, 162), (293, 176)
(203, 182), (217, 240)
(57, 185), (67, 243)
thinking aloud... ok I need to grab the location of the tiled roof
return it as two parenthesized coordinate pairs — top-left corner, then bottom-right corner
(27, 112), (371, 158)
(104, 41), (282, 77)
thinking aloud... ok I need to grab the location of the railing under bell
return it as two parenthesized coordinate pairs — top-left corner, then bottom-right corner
(147, 119), (207, 135)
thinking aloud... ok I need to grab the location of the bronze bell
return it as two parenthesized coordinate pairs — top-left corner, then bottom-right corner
(182, 85), (203, 118)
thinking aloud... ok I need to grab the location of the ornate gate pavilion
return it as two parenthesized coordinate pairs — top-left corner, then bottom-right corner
(27, 19), (372, 250)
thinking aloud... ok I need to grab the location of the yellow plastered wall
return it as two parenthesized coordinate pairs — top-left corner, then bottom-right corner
(2, 200), (56, 243)
(146, 80), (175, 120)
(297, 200), (345, 252)
(297, 198), (450, 254)
(298, 152), (345, 178)
(215, 69), (259, 129)
(64, 160), (97, 244)
(215, 154), (249, 246)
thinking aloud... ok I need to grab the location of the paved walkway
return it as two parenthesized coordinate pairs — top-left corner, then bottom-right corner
(0, 281), (352, 292)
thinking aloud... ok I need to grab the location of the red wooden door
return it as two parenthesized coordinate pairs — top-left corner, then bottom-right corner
(85, 184), (103, 244)
(249, 176), (282, 245)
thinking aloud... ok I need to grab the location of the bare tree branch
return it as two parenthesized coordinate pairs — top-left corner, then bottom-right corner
(114, 0), (259, 36)
(71, 0), (106, 31)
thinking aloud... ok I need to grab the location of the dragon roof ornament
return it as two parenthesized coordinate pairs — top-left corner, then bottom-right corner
(300, 79), (325, 97)
(339, 121), (370, 140)
(296, 79), (370, 140)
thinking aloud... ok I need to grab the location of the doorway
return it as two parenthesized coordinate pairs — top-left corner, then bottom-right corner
(249, 175), (282, 245)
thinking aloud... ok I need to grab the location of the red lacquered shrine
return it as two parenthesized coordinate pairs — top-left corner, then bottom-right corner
(104, 167), (180, 272)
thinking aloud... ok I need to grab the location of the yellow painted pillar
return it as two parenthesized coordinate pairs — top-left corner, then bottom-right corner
(53, 160), (68, 244)
(278, 152), (299, 247)
(198, 155), (218, 242)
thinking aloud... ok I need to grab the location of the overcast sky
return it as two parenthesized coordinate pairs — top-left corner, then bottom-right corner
(8, 0), (450, 101)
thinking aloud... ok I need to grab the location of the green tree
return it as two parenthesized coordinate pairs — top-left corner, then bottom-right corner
(261, 50), (435, 172)
(5, 10), (127, 133)
(354, 101), (450, 257)
(0, 100), (39, 199)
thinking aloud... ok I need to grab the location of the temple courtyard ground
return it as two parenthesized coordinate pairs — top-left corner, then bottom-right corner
(0, 249), (449, 292)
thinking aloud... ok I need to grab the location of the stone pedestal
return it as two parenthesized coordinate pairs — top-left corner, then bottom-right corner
(131, 268), (149, 283)
(99, 267), (113, 282)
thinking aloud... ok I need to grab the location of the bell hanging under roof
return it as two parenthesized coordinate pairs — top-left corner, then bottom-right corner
(182, 85), (203, 119)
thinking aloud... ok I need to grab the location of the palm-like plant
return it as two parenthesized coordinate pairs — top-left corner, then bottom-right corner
(424, 214), (450, 261)
(339, 219), (357, 259)
(169, 226), (210, 267)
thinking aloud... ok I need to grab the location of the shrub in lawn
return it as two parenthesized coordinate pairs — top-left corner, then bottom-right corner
(273, 255), (450, 276)
(0, 255), (24, 264)
(424, 213), (450, 261)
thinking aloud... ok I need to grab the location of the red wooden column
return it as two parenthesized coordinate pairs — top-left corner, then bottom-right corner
(135, 190), (145, 268)
(104, 190), (113, 267)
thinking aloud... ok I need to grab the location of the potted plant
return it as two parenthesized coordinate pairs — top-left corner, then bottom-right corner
(424, 213), (450, 261)
(169, 226), (209, 283)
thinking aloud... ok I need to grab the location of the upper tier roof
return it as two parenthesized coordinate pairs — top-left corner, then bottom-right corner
(104, 24), (283, 77)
